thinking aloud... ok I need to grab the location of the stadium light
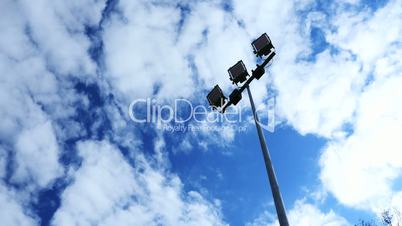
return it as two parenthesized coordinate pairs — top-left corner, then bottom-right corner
(228, 60), (249, 85)
(206, 33), (289, 226)
(207, 85), (227, 109)
(252, 33), (274, 57)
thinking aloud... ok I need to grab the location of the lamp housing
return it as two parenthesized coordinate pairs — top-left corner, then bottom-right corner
(252, 33), (274, 57)
(228, 60), (249, 85)
(207, 85), (227, 108)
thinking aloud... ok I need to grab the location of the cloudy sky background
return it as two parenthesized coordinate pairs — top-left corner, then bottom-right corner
(0, 0), (401, 225)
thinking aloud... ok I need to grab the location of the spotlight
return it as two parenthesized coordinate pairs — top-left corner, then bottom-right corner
(207, 85), (227, 108)
(228, 60), (249, 85)
(252, 33), (274, 57)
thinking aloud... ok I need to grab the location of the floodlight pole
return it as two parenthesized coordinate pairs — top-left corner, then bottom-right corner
(209, 44), (288, 224)
(246, 85), (289, 226)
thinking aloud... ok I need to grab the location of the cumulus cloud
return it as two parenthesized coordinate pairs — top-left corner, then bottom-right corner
(320, 75), (402, 211)
(0, 13), (64, 191)
(326, 0), (401, 67)
(103, 0), (194, 100)
(0, 0), (101, 191)
(15, 0), (105, 75)
(273, 50), (363, 137)
(1, 0), (231, 224)
(0, 183), (38, 226)
(314, 0), (402, 214)
(12, 121), (63, 188)
(53, 140), (226, 226)
(247, 200), (349, 226)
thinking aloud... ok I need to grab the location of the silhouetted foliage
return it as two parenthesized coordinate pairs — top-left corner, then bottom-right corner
(355, 219), (379, 226)
(381, 210), (393, 225)
(355, 208), (401, 226)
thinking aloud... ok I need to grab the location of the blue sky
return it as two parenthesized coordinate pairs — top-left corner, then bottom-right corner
(0, 0), (401, 225)
(168, 126), (326, 224)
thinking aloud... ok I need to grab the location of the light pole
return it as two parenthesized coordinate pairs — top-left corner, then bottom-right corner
(207, 33), (289, 226)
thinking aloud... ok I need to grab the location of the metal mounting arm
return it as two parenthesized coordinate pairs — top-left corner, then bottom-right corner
(220, 50), (276, 113)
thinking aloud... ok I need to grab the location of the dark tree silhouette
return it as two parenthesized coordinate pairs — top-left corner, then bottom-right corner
(354, 208), (401, 226)
(381, 210), (393, 225)
(355, 219), (379, 226)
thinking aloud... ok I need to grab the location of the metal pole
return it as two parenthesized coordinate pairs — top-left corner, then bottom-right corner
(246, 85), (289, 226)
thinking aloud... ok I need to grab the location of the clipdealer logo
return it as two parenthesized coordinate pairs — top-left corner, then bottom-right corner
(128, 98), (275, 132)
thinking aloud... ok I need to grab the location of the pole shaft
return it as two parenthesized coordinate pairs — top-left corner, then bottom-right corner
(246, 86), (289, 226)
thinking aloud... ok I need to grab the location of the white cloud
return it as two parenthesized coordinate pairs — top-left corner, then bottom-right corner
(0, 56), (66, 190)
(312, 0), (402, 215)
(12, 120), (63, 188)
(52, 140), (137, 226)
(0, 183), (38, 226)
(15, 0), (105, 75)
(103, 0), (194, 101)
(1, 1), (232, 225)
(320, 75), (402, 212)
(53, 140), (227, 226)
(286, 201), (349, 226)
(247, 200), (349, 226)
(326, 0), (402, 67)
(182, 2), (256, 90)
(0, 0), (114, 191)
(0, 15), (65, 191)
(273, 50), (364, 137)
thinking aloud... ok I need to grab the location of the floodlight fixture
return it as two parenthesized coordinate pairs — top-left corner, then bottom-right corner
(252, 33), (274, 57)
(229, 88), (242, 105)
(228, 60), (249, 85)
(207, 85), (227, 109)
